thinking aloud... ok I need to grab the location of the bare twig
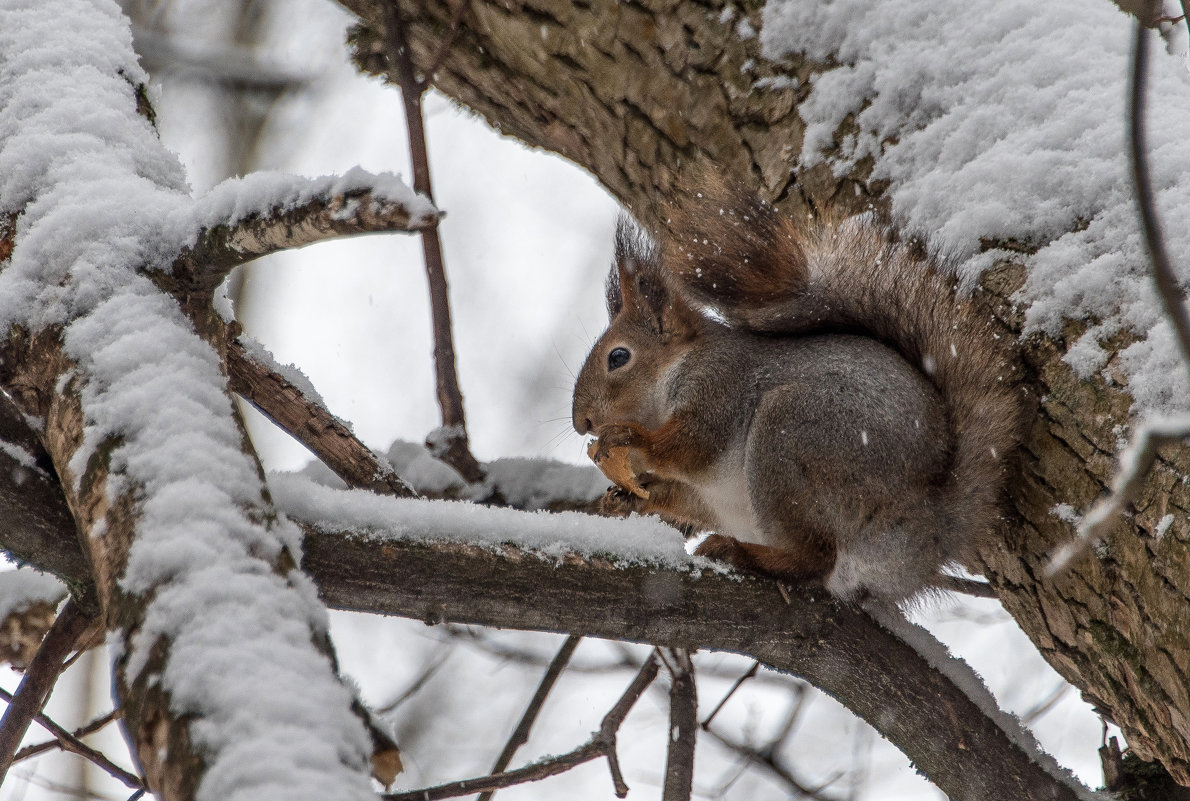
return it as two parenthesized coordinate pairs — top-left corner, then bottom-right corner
(1128, 22), (1190, 370)
(11, 770), (127, 801)
(701, 726), (844, 801)
(0, 599), (95, 785)
(383, 0), (485, 484)
(662, 648), (697, 801)
(477, 634), (582, 801)
(130, 24), (316, 92)
(1021, 681), (1071, 725)
(701, 661), (759, 729)
(12, 708), (122, 763)
(0, 696), (140, 791)
(1049, 21), (1190, 575)
(377, 646), (452, 715)
(228, 336), (418, 497)
(383, 653), (659, 801)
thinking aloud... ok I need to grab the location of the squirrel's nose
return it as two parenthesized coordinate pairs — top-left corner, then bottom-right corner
(576, 417), (594, 435)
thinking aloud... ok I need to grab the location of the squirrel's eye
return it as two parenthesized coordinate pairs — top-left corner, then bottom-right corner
(608, 347), (631, 371)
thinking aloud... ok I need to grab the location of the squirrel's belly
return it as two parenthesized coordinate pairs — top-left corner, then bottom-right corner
(693, 451), (765, 544)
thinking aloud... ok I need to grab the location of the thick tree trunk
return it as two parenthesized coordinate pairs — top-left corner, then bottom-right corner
(339, 0), (1190, 784)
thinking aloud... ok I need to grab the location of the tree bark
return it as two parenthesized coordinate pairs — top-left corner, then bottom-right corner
(0, 4), (427, 799)
(338, 0), (1190, 785)
(301, 528), (1089, 801)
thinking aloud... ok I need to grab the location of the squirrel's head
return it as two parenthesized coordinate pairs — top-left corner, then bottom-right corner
(572, 216), (705, 436)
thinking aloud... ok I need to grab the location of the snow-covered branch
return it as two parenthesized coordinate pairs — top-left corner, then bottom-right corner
(166, 169), (439, 298)
(0, 3), (394, 800)
(295, 519), (1096, 801)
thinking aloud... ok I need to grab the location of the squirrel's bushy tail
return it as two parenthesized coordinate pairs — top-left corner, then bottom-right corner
(661, 177), (1020, 566)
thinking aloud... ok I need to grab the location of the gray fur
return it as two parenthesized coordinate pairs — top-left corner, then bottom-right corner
(573, 183), (1020, 603)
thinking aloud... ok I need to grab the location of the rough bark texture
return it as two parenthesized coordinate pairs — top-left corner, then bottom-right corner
(302, 529), (1088, 801)
(0, 388), (91, 597)
(337, 0), (1190, 784)
(0, 11), (421, 792)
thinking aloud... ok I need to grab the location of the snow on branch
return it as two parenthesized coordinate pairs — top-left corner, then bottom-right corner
(0, 2), (388, 800)
(292, 513), (1097, 801)
(0, 568), (67, 671)
(166, 168), (439, 297)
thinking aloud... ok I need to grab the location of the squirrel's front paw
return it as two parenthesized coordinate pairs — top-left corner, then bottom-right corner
(587, 426), (649, 499)
(598, 486), (648, 517)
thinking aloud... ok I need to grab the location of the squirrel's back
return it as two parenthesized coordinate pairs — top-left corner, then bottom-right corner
(661, 179), (1020, 588)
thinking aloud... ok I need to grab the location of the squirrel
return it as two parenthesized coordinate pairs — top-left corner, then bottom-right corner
(571, 177), (1020, 602)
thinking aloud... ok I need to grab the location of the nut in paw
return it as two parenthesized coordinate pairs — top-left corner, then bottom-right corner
(587, 438), (649, 499)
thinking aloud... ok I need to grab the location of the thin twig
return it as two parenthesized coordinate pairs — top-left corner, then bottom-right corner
(662, 648), (697, 801)
(701, 726), (844, 801)
(701, 661), (759, 729)
(10, 770), (126, 801)
(768, 684), (810, 750)
(377, 647), (451, 715)
(1021, 681), (1071, 725)
(0, 599), (94, 786)
(1050, 414), (1190, 573)
(383, 653), (659, 801)
(1128, 21), (1190, 371)
(0, 688), (142, 791)
(477, 635), (581, 801)
(12, 708), (121, 763)
(1049, 20), (1190, 575)
(383, 0), (484, 484)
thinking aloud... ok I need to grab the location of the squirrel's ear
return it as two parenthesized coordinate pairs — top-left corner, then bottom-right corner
(609, 214), (700, 337)
(607, 214), (651, 317)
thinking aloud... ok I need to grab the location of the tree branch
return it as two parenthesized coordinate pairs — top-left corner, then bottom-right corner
(163, 173), (439, 300)
(227, 336), (418, 497)
(0, 599), (95, 785)
(662, 648), (697, 801)
(12, 708), (122, 764)
(1128, 22), (1190, 374)
(382, 2), (485, 484)
(299, 526), (1096, 801)
(1, 490), (1098, 801)
(477, 634), (582, 801)
(4, 701), (141, 791)
(384, 654), (659, 801)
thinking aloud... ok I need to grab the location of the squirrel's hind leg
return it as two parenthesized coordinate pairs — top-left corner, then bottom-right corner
(742, 373), (953, 601)
(694, 532), (836, 582)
